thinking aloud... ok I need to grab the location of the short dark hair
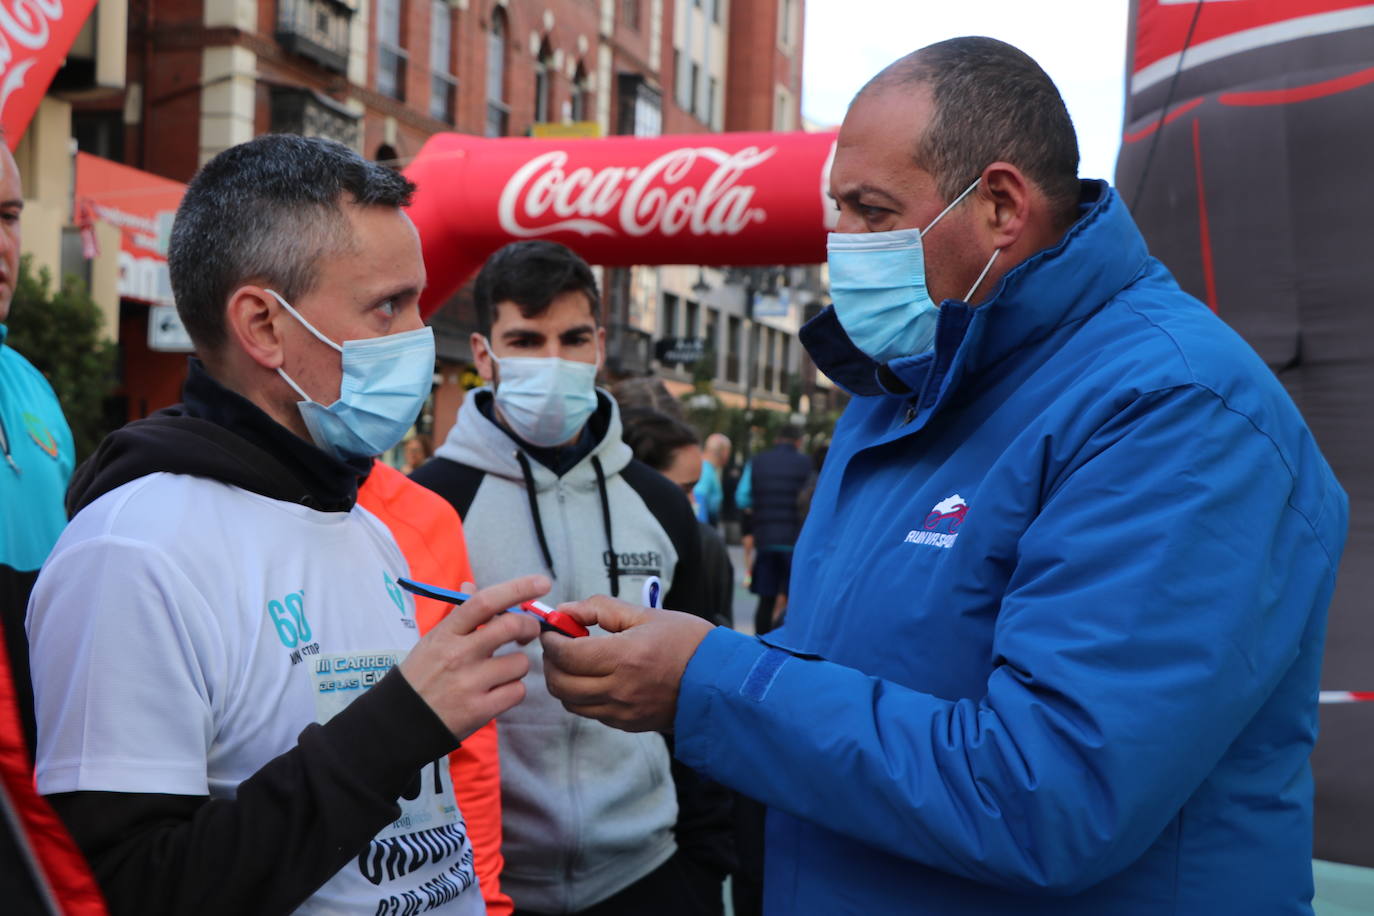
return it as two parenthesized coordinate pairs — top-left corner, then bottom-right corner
(777, 424), (803, 443)
(610, 376), (686, 420)
(472, 241), (601, 336)
(168, 134), (415, 353)
(862, 36), (1080, 224)
(619, 406), (700, 472)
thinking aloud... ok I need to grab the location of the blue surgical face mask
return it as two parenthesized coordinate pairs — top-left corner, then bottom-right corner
(486, 339), (600, 448)
(827, 176), (1000, 364)
(268, 289), (435, 461)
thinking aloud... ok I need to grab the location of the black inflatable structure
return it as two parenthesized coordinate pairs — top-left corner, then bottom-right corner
(1116, 0), (1374, 867)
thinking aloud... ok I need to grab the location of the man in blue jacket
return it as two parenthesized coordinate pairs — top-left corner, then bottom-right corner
(541, 37), (1348, 915)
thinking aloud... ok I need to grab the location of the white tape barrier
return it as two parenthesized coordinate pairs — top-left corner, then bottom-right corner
(1319, 692), (1374, 704)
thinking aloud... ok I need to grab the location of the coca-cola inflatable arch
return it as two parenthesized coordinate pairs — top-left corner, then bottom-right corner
(403, 130), (837, 317)
(1116, 0), (1374, 868)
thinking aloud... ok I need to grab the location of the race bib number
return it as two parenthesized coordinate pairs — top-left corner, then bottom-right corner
(311, 652), (459, 840)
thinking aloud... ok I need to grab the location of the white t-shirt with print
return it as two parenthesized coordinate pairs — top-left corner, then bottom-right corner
(28, 472), (483, 916)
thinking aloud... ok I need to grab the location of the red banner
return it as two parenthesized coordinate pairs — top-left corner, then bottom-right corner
(1, 0), (99, 147)
(404, 131), (839, 316)
(74, 152), (187, 304)
(1133, 0), (1374, 83)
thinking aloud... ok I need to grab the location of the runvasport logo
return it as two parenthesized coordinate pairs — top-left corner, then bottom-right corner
(904, 495), (968, 549)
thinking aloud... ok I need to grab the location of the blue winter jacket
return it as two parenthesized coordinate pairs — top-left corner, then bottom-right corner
(673, 182), (1347, 914)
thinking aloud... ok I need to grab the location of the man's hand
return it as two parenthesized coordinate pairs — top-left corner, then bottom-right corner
(541, 595), (714, 732)
(399, 575), (547, 741)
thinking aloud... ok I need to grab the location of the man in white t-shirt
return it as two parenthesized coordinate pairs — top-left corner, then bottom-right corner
(26, 134), (546, 915)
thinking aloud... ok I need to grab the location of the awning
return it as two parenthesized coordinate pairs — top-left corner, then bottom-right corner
(74, 152), (186, 305)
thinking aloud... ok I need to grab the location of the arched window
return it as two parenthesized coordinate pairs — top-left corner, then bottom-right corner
(429, 0), (457, 123)
(533, 40), (553, 124)
(485, 7), (509, 136)
(377, 0), (407, 100)
(570, 63), (591, 122)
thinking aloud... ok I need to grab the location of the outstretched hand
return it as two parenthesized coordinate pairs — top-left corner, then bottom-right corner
(541, 595), (714, 733)
(399, 574), (547, 741)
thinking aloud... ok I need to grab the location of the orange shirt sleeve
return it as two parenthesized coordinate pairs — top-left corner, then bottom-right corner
(358, 462), (513, 916)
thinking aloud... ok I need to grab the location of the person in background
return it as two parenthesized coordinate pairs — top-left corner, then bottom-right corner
(610, 375), (686, 419)
(541, 37), (1346, 915)
(734, 425), (811, 635)
(618, 406), (733, 629)
(400, 432), (433, 474)
(0, 134), (107, 916)
(411, 241), (730, 916)
(692, 433), (730, 526)
(27, 134), (544, 915)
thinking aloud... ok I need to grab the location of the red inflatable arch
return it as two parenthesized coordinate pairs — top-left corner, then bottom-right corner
(402, 130), (839, 318)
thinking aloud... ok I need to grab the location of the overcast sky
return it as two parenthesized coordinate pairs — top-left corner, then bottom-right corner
(802, 0), (1132, 182)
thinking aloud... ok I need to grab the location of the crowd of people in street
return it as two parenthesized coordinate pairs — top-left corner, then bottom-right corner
(0, 35), (1348, 916)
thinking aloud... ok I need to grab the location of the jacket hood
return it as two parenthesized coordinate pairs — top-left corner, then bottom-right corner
(435, 388), (632, 490)
(68, 360), (369, 516)
(803, 180), (1150, 399)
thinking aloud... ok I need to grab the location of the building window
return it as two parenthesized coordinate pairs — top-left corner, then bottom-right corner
(762, 328), (775, 391)
(485, 8), (509, 136)
(617, 73), (662, 137)
(570, 63), (591, 122)
(774, 85), (794, 132)
(726, 315), (741, 383)
(684, 299), (699, 339)
(703, 308), (719, 376)
(689, 61), (701, 117)
(778, 0), (796, 51)
(377, 0), (407, 100)
(534, 41), (553, 124)
(780, 334), (792, 394)
(662, 292), (679, 338)
(622, 0), (640, 30)
(271, 85), (362, 149)
(429, 0), (457, 123)
(712, 0), (722, 25)
(73, 111), (125, 161)
(706, 76), (718, 127)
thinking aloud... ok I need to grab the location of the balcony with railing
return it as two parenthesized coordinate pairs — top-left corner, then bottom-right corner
(276, 0), (352, 74)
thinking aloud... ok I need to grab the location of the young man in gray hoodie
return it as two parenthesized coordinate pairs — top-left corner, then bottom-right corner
(411, 241), (732, 916)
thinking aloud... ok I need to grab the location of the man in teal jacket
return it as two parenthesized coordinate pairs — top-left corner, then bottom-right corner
(541, 37), (1348, 915)
(0, 143), (75, 754)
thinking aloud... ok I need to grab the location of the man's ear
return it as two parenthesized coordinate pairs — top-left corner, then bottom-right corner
(979, 162), (1033, 251)
(225, 285), (286, 370)
(595, 325), (607, 371)
(472, 331), (496, 383)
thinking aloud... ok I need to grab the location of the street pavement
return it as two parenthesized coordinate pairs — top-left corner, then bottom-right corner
(724, 543), (755, 636)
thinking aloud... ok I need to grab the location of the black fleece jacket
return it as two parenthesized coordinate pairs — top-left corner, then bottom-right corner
(47, 360), (458, 916)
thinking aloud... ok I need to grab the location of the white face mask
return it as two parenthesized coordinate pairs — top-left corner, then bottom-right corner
(485, 338), (600, 447)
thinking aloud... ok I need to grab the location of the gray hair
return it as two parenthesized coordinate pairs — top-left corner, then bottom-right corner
(168, 134), (416, 353)
(861, 36), (1081, 224)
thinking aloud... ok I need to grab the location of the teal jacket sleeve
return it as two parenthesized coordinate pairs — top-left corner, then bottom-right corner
(734, 462), (752, 512)
(674, 385), (1345, 894)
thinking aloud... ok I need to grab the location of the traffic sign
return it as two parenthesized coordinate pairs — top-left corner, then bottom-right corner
(148, 304), (194, 352)
(655, 336), (706, 364)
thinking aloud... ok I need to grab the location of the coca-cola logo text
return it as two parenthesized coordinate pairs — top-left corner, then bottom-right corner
(497, 146), (777, 240)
